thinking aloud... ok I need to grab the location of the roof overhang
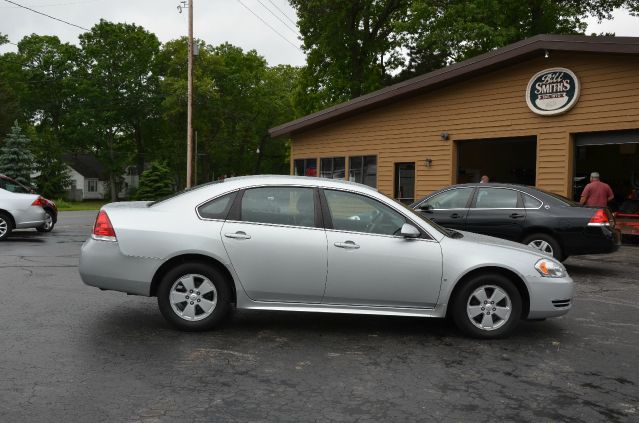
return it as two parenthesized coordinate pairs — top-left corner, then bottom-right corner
(270, 34), (639, 138)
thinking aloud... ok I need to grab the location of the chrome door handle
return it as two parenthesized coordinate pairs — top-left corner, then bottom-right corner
(510, 213), (525, 219)
(224, 231), (251, 240)
(334, 241), (360, 249)
(450, 213), (462, 219)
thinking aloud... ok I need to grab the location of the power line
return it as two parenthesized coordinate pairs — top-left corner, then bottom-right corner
(236, 0), (301, 51)
(256, 0), (300, 37)
(266, 0), (297, 27)
(0, 0), (103, 9)
(2, 0), (89, 31)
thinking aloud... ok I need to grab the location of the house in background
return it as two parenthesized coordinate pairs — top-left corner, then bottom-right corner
(64, 154), (139, 201)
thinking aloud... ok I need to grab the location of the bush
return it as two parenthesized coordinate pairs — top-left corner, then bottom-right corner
(135, 161), (175, 201)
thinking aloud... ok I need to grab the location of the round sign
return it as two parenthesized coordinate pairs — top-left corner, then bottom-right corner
(526, 67), (580, 116)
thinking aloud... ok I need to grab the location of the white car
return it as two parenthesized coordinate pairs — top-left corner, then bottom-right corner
(0, 186), (48, 241)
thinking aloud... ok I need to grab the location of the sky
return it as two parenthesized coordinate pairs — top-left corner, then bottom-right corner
(1, 1), (638, 67)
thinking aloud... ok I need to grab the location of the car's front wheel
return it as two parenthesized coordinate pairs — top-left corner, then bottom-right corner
(0, 212), (13, 241)
(157, 262), (232, 331)
(452, 273), (522, 339)
(36, 210), (55, 233)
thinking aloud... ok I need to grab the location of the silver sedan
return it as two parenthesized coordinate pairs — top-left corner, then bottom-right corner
(0, 186), (47, 241)
(80, 175), (574, 338)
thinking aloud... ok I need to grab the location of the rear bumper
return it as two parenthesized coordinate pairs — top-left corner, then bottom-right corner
(565, 226), (620, 256)
(79, 238), (161, 296)
(526, 275), (575, 319)
(14, 207), (47, 229)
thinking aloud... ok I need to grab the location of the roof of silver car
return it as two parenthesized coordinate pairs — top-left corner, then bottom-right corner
(223, 174), (378, 192)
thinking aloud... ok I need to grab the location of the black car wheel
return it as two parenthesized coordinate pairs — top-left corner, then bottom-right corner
(157, 262), (232, 331)
(522, 233), (563, 261)
(452, 273), (522, 339)
(36, 210), (55, 233)
(0, 212), (13, 241)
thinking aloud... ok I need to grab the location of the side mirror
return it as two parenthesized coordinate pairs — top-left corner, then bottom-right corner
(416, 204), (433, 213)
(400, 223), (421, 238)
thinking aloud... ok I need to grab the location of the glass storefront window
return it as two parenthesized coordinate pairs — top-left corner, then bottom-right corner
(293, 158), (317, 177)
(320, 157), (345, 179)
(349, 155), (377, 188)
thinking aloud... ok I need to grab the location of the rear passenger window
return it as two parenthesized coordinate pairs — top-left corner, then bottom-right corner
(523, 194), (542, 209)
(241, 187), (315, 228)
(475, 188), (518, 208)
(198, 192), (237, 220)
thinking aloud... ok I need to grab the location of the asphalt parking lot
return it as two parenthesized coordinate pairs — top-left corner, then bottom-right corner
(1, 211), (638, 422)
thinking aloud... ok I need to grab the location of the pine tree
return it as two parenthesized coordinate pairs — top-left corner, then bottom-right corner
(135, 161), (175, 201)
(0, 121), (35, 186)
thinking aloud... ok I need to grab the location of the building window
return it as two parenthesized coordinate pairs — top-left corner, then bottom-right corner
(87, 179), (99, 193)
(349, 155), (377, 188)
(293, 158), (317, 177)
(320, 157), (345, 179)
(394, 162), (415, 205)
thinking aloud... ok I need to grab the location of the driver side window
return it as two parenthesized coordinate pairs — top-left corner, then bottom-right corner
(323, 190), (407, 236)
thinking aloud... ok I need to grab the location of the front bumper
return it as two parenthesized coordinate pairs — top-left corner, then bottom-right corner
(526, 275), (575, 319)
(79, 238), (161, 296)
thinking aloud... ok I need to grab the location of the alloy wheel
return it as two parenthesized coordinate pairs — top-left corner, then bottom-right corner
(528, 239), (554, 256)
(0, 218), (7, 238)
(43, 213), (53, 231)
(169, 274), (218, 321)
(466, 285), (512, 331)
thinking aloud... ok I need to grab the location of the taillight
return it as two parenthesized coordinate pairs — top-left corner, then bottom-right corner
(92, 210), (117, 241)
(588, 209), (610, 227)
(31, 197), (45, 207)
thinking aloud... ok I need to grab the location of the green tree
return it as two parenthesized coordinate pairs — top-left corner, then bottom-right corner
(0, 121), (34, 186)
(290, 0), (409, 114)
(77, 20), (161, 201)
(135, 161), (174, 200)
(401, 0), (631, 78)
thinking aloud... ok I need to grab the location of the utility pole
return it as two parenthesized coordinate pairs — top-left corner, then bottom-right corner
(178, 0), (194, 188)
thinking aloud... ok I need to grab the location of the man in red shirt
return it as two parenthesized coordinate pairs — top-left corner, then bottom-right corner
(580, 172), (614, 207)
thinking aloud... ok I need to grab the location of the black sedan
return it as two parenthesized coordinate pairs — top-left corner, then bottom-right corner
(411, 183), (620, 261)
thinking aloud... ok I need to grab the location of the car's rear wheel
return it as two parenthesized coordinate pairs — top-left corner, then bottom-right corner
(0, 212), (13, 241)
(522, 233), (563, 261)
(36, 210), (55, 233)
(157, 262), (232, 331)
(452, 273), (522, 339)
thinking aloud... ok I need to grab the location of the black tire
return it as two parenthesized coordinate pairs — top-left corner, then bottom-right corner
(0, 212), (13, 241)
(522, 232), (564, 261)
(157, 262), (232, 331)
(452, 273), (522, 339)
(36, 210), (55, 233)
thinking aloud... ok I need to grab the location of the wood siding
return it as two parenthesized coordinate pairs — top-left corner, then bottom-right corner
(290, 52), (639, 198)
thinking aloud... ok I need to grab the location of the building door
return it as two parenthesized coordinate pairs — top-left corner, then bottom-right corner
(574, 130), (639, 209)
(394, 162), (415, 205)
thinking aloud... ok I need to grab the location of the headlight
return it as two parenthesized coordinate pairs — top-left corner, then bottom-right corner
(535, 258), (566, 278)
